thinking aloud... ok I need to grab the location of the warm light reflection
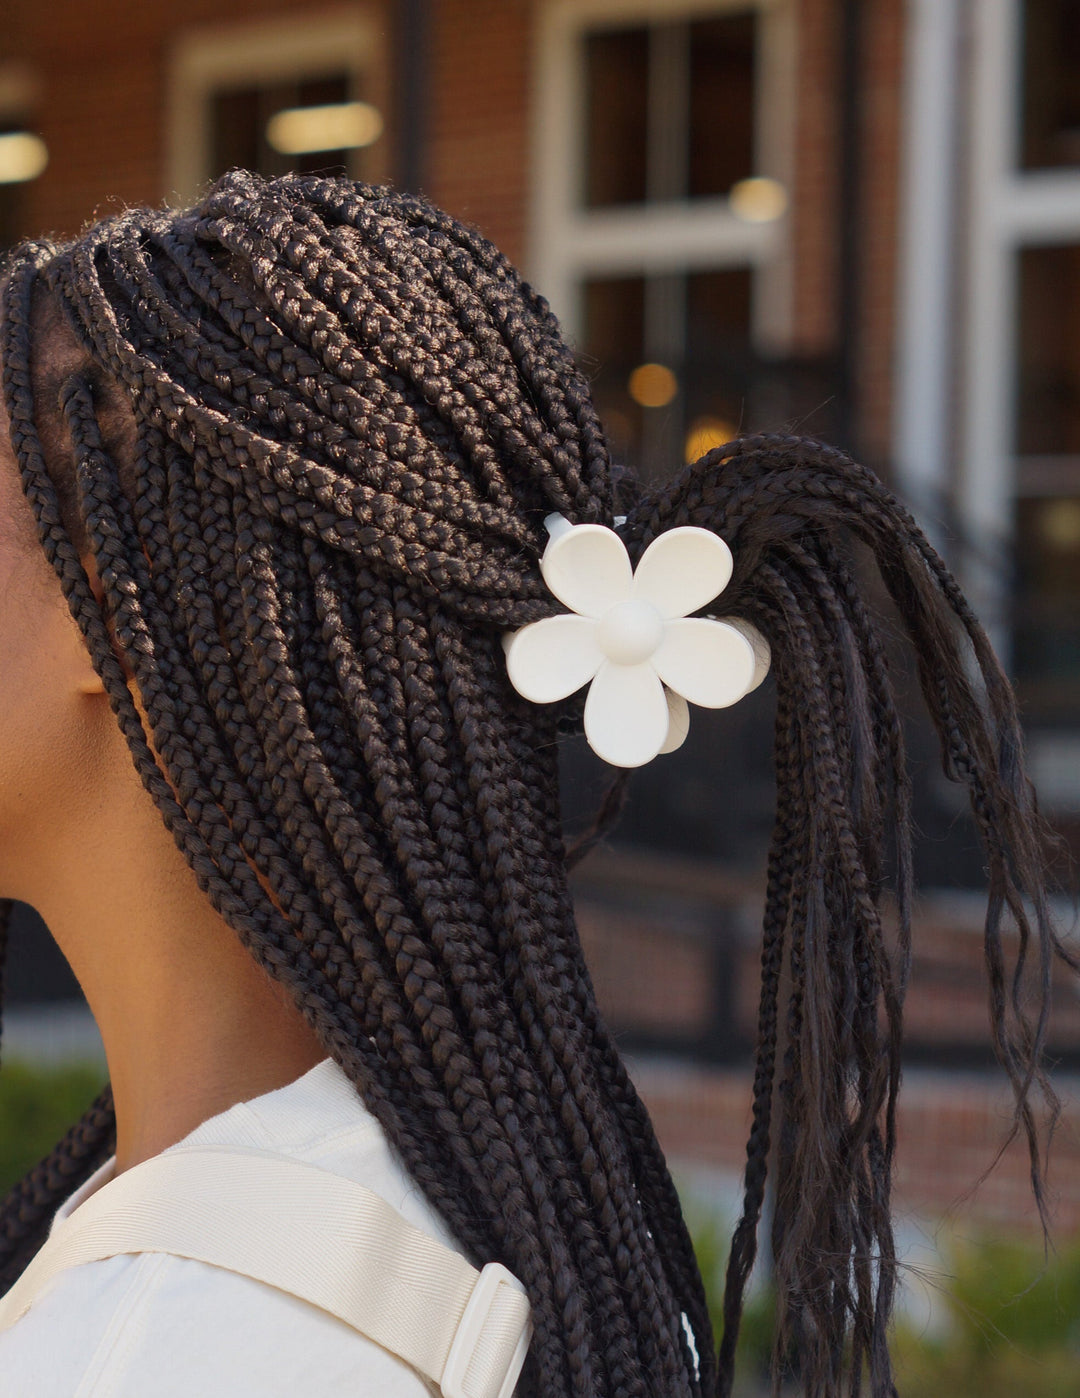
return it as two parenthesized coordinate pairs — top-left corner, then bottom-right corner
(685, 415), (737, 463)
(265, 101), (384, 156)
(0, 132), (48, 185)
(729, 176), (787, 224)
(1040, 498), (1080, 550)
(628, 362), (678, 408)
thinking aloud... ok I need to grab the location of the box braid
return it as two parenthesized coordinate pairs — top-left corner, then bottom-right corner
(0, 171), (1070, 1398)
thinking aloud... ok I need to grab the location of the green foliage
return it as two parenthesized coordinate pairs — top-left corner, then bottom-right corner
(893, 1233), (1080, 1398)
(946, 1235), (1080, 1358)
(0, 1056), (108, 1196)
(686, 1201), (1080, 1396)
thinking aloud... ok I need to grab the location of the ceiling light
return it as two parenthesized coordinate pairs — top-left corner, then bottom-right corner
(266, 101), (383, 156)
(628, 363), (678, 408)
(685, 415), (736, 463)
(0, 131), (47, 185)
(729, 176), (787, 224)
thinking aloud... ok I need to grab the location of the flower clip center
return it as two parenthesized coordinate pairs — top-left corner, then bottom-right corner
(597, 599), (664, 667)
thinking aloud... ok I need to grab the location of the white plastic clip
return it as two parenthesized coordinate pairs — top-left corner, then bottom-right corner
(441, 1261), (533, 1398)
(505, 514), (769, 767)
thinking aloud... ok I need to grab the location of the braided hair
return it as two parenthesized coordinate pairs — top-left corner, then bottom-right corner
(0, 170), (1070, 1398)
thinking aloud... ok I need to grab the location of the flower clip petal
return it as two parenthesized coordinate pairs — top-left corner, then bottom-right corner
(631, 528), (734, 618)
(658, 689), (690, 755)
(505, 614), (603, 703)
(541, 523), (632, 618)
(652, 618), (756, 709)
(722, 617), (771, 693)
(584, 661), (669, 768)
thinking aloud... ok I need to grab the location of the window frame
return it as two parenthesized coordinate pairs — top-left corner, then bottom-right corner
(527, 0), (796, 350)
(892, 0), (961, 549)
(961, 0), (1080, 656)
(165, 8), (389, 206)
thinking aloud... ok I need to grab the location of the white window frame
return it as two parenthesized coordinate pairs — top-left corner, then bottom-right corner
(960, 0), (1080, 647)
(893, 0), (962, 548)
(166, 7), (387, 208)
(527, 0), (796, 351)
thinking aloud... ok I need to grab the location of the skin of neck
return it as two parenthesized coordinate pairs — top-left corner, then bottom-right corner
(18, 674), (330, 1176)
(0, 408), (329, 1182)
(34, 705), (331, 1178)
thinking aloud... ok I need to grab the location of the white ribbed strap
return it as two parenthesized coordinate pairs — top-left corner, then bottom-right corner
(0, 1146), (531, 1398)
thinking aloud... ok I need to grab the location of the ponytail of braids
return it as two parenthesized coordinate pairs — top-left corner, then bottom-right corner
(620, 433), (1074, 1395)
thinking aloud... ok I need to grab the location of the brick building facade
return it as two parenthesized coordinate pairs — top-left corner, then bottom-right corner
(3, 0), (1080, 1250)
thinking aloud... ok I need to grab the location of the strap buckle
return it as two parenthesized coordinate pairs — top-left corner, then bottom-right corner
(441, 1261), (532, 1398)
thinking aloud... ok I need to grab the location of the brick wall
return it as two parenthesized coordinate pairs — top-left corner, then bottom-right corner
(856, 0), (904, 465)
(790, 0), (841, 359)
(575, 848), (1080, 1059)
(633, 1057), (1080, 1235)
(425, 0), (532, 268)
(4, 0), (906, 463)
(6, 0), (533, 282)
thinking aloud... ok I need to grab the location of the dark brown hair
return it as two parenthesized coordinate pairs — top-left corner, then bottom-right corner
(0, 171), (1071, 1398)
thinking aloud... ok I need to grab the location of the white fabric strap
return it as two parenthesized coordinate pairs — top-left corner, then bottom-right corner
(0, 1145), (531, 1398)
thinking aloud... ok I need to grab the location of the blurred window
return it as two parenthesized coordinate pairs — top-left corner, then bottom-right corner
(0, 137), (26, 251)
(211, 73), (353, 182)
(1016, 243), (1080, 456)
(684, 266), (755, 433)
(688, 16), (756, 198)
(583, 267), (755, 480)
(582, 276), (647, 464)
(583, 15), (755, 208)
(1020, 0), (1080, 169)
(0, 123), (47, 252)
(167, 13), (386, 205)
(1015, 497), (1080, 708)
(0, 67), (43, 250)
(584, 29), (649, 206)
(967, 4), (1080, 726)
(0, 191), (21, 250)
(1014, 242), (1080, 710)
(568, 6), (804, 481)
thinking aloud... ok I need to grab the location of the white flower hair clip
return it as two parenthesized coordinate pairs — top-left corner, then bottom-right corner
(504, 513), (770, 768)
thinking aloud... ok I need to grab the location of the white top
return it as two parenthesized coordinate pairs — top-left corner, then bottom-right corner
(0, 1056), (464, 1396)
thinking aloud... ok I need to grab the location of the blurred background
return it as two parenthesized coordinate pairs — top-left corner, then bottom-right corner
(2, 0), (1080, 1389)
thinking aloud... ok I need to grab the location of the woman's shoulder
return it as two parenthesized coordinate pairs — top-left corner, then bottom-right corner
(0, 1247), (436, 1397)
(0, 1060), (459, 1396)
